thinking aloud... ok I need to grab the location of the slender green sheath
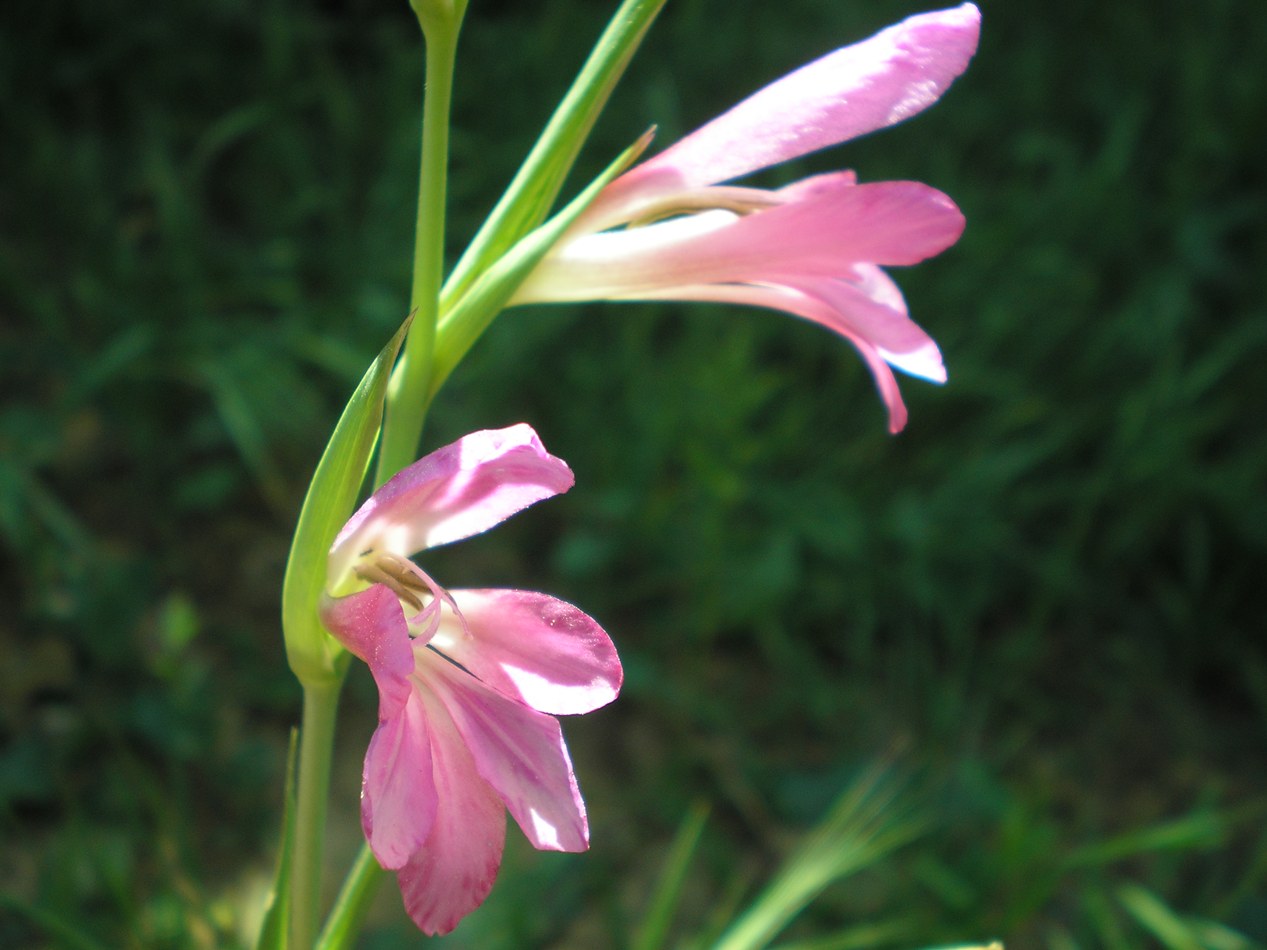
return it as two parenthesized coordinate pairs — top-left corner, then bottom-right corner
(290, 677), (346, 950)
(376, 8), (465, 486)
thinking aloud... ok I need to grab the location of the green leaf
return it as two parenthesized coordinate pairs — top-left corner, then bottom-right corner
(440, 0), (667, 308)
(315, 843), (388, 950)
(430, 131), (650, 397)
(1117, 885), (1204, 950)
(255, 729), (301, 950)
(280, 316), (411, 685)
(633, 801), (710, 950)
(1064, 808), (1229, 869)
(711, 769), (925, 950)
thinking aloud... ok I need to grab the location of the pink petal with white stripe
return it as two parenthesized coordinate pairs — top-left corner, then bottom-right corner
(593, 3), (980, 221)
(320, 584), (415, 719)
(639, 278), (942, 433)
(518, 179), (963, 303)
(360, 689), (437, 870)
(436, 589), (622, 715)
(835, 264), (946, 382)
(422, 662), (589, 853)
(394, 686), (507, 936)
(328, 425), (573, 588)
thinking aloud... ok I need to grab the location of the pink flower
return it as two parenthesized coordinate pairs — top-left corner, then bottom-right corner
(514, 3), (981, 432)
(320, 424), (621, 935)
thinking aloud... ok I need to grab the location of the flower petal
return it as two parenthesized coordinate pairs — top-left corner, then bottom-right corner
(434, 589), (622, 715)
(840, 264), (946, 382)
(361, 688), (437, 870)
(633, 280), (936, 433)
(394, 685), (507, 936)
(329, 424), (573, 587)
(320, 584), (415, 719)
(662, 178), (966, 272)
(518, 179), (964, 303)
(774, 272), (945, 384)
(419, 660), (589, 853)
(852, 337), (910, 434)
(596, 3), (980, 217)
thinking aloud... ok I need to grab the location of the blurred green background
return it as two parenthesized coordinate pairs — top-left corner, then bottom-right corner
(3, 0), (1266, 946)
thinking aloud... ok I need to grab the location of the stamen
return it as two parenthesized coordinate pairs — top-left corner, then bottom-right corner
(628, 188), (784, 228)
(353, 553), (431, 614)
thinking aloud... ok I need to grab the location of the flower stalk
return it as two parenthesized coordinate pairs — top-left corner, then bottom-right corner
(377, 1), (466, 486)
(290, 676), (346, 949)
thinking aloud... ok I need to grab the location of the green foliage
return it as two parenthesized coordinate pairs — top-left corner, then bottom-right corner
(255, 730), (300, 950)
(709, 771), (924, 950)
(633, 801), (710, 950)
(3, 0), (1265, 946)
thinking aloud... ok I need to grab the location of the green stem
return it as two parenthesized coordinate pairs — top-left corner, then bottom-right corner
(376, 8), (465, 486)
(316, 842), (389, 950)
(286, 7), (466, 945)
(289, 676), (345, 949)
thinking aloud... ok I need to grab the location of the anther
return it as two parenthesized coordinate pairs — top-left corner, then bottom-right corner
(354, 552), (432, 614)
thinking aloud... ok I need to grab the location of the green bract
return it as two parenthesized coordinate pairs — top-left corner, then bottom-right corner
(280, 317), (411, 685)
(441, 0), (668, 309)
(431, 131), (652, 399)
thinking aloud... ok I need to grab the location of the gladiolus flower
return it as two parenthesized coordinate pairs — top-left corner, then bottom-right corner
(514, 3), (981, 432)
(320, 424), (621, 935)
